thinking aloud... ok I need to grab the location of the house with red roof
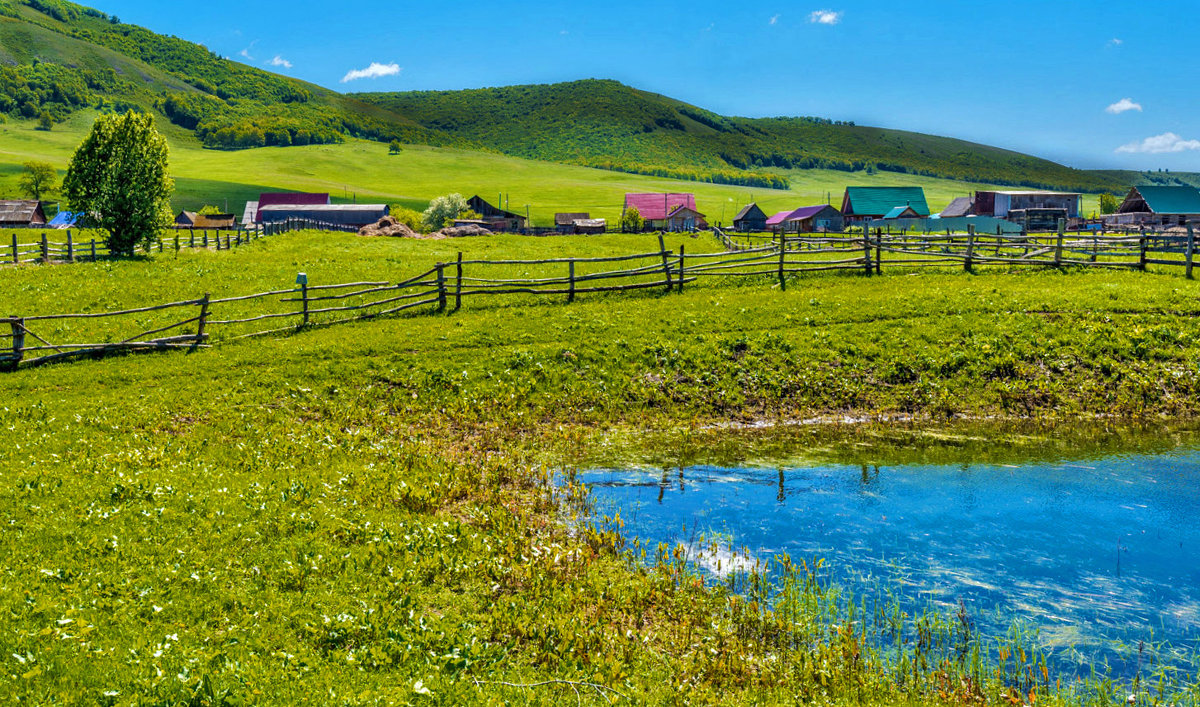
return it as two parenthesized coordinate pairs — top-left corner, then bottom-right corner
(623, 193), (707, 231)
(245, 193), (331, 224)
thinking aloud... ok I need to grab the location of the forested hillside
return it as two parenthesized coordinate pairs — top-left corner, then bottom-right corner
(358, 80), (1129, 193)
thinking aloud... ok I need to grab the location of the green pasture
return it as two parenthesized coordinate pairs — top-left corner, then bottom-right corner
(0, 113), (1104, 227)
(2, 231), (1200, 703)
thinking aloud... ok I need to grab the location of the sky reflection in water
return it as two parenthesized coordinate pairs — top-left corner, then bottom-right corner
(580, 450), (1200, 672)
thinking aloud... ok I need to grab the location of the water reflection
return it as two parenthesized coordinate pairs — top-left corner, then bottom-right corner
(581, 449), (1200, 674)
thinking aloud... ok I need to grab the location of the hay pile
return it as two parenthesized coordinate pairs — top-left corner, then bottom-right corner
(433, 224), (491, 238)
(358, 215), (420, 239)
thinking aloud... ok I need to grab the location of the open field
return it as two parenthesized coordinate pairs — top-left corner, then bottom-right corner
(3, 231), (1200, 703)
(0, 113), (1107, 226)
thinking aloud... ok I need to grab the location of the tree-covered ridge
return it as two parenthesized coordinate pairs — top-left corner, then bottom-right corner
(1, 0), (459, 149)
(358, 79), (1128, 193)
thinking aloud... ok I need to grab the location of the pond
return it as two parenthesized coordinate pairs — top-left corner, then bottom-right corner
(579, 440), (1200, 677)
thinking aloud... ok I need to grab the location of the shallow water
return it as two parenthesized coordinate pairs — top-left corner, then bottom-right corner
(580, 447), (1200, 675)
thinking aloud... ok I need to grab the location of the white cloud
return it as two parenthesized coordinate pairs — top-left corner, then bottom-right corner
(238, 40), (257, 61)
(769, 14), (779, 25)
(1108, 37), (1123, 47)
(341, 62), (402, 83)
(809, 9), (841, 25)
(1105, 97), (1142, 114)
(268, 55), (292, 69)
(1116, 132), (1200, 154)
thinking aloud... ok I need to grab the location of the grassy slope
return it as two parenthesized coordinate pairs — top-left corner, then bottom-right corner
(2, 234), (1200, 703)
(1, 112), (1110, 224)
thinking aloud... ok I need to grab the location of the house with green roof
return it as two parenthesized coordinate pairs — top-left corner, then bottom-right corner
(841, 187), (930, 222)
(1111, 185), (1200, 228)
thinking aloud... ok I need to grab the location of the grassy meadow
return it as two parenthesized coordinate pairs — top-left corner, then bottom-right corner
(3, 232), (1200, 705)
(0, 112), (1107, 226)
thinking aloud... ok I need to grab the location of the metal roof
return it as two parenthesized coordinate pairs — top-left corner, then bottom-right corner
(940, 197), (973, 217)
(843, 187), (930, 217)
(258, 193), (330, 207)
(48, 211), (79, 228)
(989, 190), (1081, 196)
(243, 201), (259, 224)
(555, 212), (589, 225)
(766, 205), (836, 226)
(733, 203), (766, 221)
(1125, 186), (1200, 215)
(258, 204), (388, 213)
(884, 205), (920, 219)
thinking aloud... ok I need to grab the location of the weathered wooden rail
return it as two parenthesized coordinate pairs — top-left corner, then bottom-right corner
(2, 226), (1195, 371)
(0, 217), (347, 266)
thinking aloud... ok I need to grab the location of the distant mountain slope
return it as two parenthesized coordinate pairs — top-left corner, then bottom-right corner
(0, 0), (458, 149)
(357, 79), (1127, 193)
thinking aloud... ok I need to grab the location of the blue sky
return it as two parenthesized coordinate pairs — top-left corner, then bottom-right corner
(94, 0), (1200, 171)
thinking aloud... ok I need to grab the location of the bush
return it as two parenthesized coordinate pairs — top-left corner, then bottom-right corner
(389, 206), (424, 232)
(422, 193), (468, 231)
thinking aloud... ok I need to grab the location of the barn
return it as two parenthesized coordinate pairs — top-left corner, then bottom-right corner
(972, 191), (1081, 228)
(732, 203), (767, 232)
(1108, 186), (1200, 228)
(766, 205), (843, 233)
(257, 204), (389, 228)
(468, 196), (527, 232)
(248, 193), (331, 224)
(623, 193), (701, 231)
(841, 187), (930, 222)
(0, 200), (47, 228)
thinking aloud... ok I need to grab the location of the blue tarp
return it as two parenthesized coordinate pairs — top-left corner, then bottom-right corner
(47, 211), (79, 228)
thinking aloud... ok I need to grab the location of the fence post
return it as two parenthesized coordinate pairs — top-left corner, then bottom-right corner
(1055, 219), (1064, 267)
(436, 263), (446, 312)
(965, 225), (975, 272)
(1139, 234), (1147, 271)
(777, 238), (786, 291)
(66, 231), (74, 262)
(195, 294), (210, 348)
(568, 259), (576, 303)
(656, 232), (673, 291)
(203, 231), (209, 249)
(40, 233), (48, 263)
(874, 233), (882, 275)
(455, 252), (463, 311)
(1186, 224), (1195, 280)
(90, 239), (97, 261)
(8, 317), (24, 369)
(861, 235), (872, 276)
(677, 245), (685, 293)
(158, 236), (164, 253)
(10, 233), (16, 264)
(301, 279), (310, 326)
(175, 233), (180, 253)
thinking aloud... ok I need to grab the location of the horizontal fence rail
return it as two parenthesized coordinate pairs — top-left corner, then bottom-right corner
(2, 226), (1196, 371)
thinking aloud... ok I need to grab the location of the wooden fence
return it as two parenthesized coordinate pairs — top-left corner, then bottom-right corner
(1, 217), (347, 266)
(2, 228), (1195, 371)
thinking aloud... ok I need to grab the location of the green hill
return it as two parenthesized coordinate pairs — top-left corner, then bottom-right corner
(0, 0), (457, 149)
(356, 79), (1129, 193)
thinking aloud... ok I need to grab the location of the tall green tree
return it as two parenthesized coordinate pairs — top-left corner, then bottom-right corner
(618, 206), (644, 233)
(1099, 192), (1121, 215)
(17, 161), (57, 200)
(64, 111), (173, 256)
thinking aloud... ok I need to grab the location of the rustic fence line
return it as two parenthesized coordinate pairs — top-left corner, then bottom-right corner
(2, 228), (1195, 371)
(1, 217), (344, 266)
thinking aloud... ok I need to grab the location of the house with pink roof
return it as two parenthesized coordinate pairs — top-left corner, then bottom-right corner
(622, 193), (707, 231)
(765, 205), (843, 234)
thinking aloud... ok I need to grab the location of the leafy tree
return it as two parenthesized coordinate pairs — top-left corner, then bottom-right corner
(198, 204), (224, 215)
(64, 111), (174, 256)
(18, 161), (57, 200)
(388, 139), (403, 154)
(619, 206), (645, 233)
(1099, 192), (1122, 215)
(422, 193), (468, 230)
(37, 112), (53, 131)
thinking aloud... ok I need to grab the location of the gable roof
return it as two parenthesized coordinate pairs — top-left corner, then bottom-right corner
(733, 203), (767, 222)
(194, 213), (236, 228)
(624, 193), (697, 221)
(0, 200), (46, 224)
(884, 205), (921, 219)
(940, 196), (973, 218)
(766, 205), (835, 226)
(175, 210), (198, 225)
(258, 192), (330, 208)
(842, 187), (930, 217)
(555, 212), (589, 226)
(48, 211), (79, 228)
(1122, 186), (1200, 215)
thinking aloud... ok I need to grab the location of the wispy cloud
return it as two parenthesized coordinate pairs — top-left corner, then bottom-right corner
(1108, 37), (1123, 47)
(1105, 98), (1142, 115)
(341, 62), (402, 83)
(268, 55), (293, 69)
(809, 9), (842, 25)
(1116, 132), (1200, 154)
(769, 14), (779, 25)
(238, 39), (257, 61)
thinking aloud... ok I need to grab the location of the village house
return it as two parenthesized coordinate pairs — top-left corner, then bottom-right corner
(623, 193), (706, 231)
(732, 203), (767, 232)
(554, 213), (605, 234)
(840, 187), (930, 222)
(765, 205), (843, 234)
(468, 196), (528, 232)
(0, 200), (47, 228)
(1107, 186), (1200, 228)
(883, 205), (922, 220)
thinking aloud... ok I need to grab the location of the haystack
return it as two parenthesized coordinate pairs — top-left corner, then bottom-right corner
(433, 224), (491, 238)
(358, 215), (420, 239)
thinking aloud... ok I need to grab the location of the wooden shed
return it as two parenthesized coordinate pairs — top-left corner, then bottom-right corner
(972, 191), (1081, 219)
(555, 212), (590, 233)
(468, 196), (527, 232)
(0, 200), (47, 227)
(732, 203), (767, 232)
(665, 205), (707, 232)
(1108, 186), (1200, 228)
(175, 210), (198, 227)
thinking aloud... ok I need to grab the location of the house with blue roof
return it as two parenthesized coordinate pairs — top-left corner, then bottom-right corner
(841, 187), (930, 222)
(1110, 186), (1200, 228)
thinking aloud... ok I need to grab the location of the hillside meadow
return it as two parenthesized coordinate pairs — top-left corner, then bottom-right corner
(3, 231), (1200, 703)
(0, 113), (1107, 226)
